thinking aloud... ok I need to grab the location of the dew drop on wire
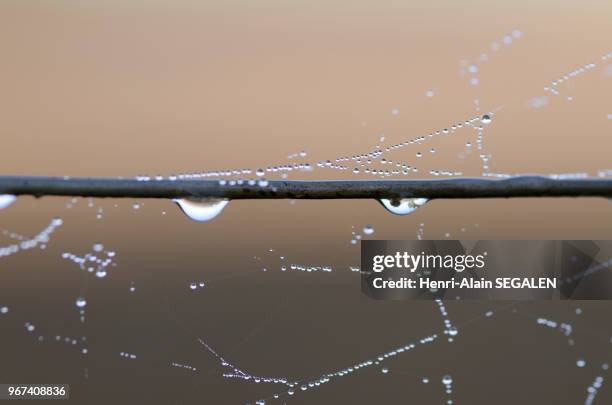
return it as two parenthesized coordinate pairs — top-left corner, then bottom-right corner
(174, 198), (229, 222)
(379, 198), (428, 216)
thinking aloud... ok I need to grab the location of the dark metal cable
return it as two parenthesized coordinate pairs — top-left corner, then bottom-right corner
(0, 175), (611, 200)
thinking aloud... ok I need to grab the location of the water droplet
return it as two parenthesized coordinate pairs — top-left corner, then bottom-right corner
(577, 359), (586, 368)
(0, 195), (16, 210)
(442, 375), (453, 385)
(75, 297), (87, 308)
(93, 244), (104, 252)
(381, 367), (389, 374)
(379, 198), (428, 215)
(0, 306), (8, 314)
(363, 225), (374, 235)
(174, 198), (229, 222)
(480, 114), (492, 124)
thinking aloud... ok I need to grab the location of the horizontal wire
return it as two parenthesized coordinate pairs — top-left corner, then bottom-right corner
(0, 175), (611, 200)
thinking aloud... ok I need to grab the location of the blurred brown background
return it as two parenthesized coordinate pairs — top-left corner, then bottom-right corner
(0, 1), (611, 404)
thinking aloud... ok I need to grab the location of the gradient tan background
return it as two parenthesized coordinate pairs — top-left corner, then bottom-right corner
(0, 1), (611, 404)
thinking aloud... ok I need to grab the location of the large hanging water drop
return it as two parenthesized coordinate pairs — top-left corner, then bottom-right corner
(379, 198), (428, 215)
(0, 194), (16, 210)
(174, 198), (229, 222)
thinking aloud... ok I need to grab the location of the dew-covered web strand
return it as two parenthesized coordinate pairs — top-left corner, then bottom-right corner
(61, 243), (117, 279)
(1, 309), (90, 356)
(127, 107), (498, 192)
(172, 294), (452, 403)
(242, 302), (530, 403)
(231, 259), (612, 403)
(516, 307), (611, 404)
(0, 218), (63, 258)
(255, 246), (361, 274)
(144, 257), (457, 402)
